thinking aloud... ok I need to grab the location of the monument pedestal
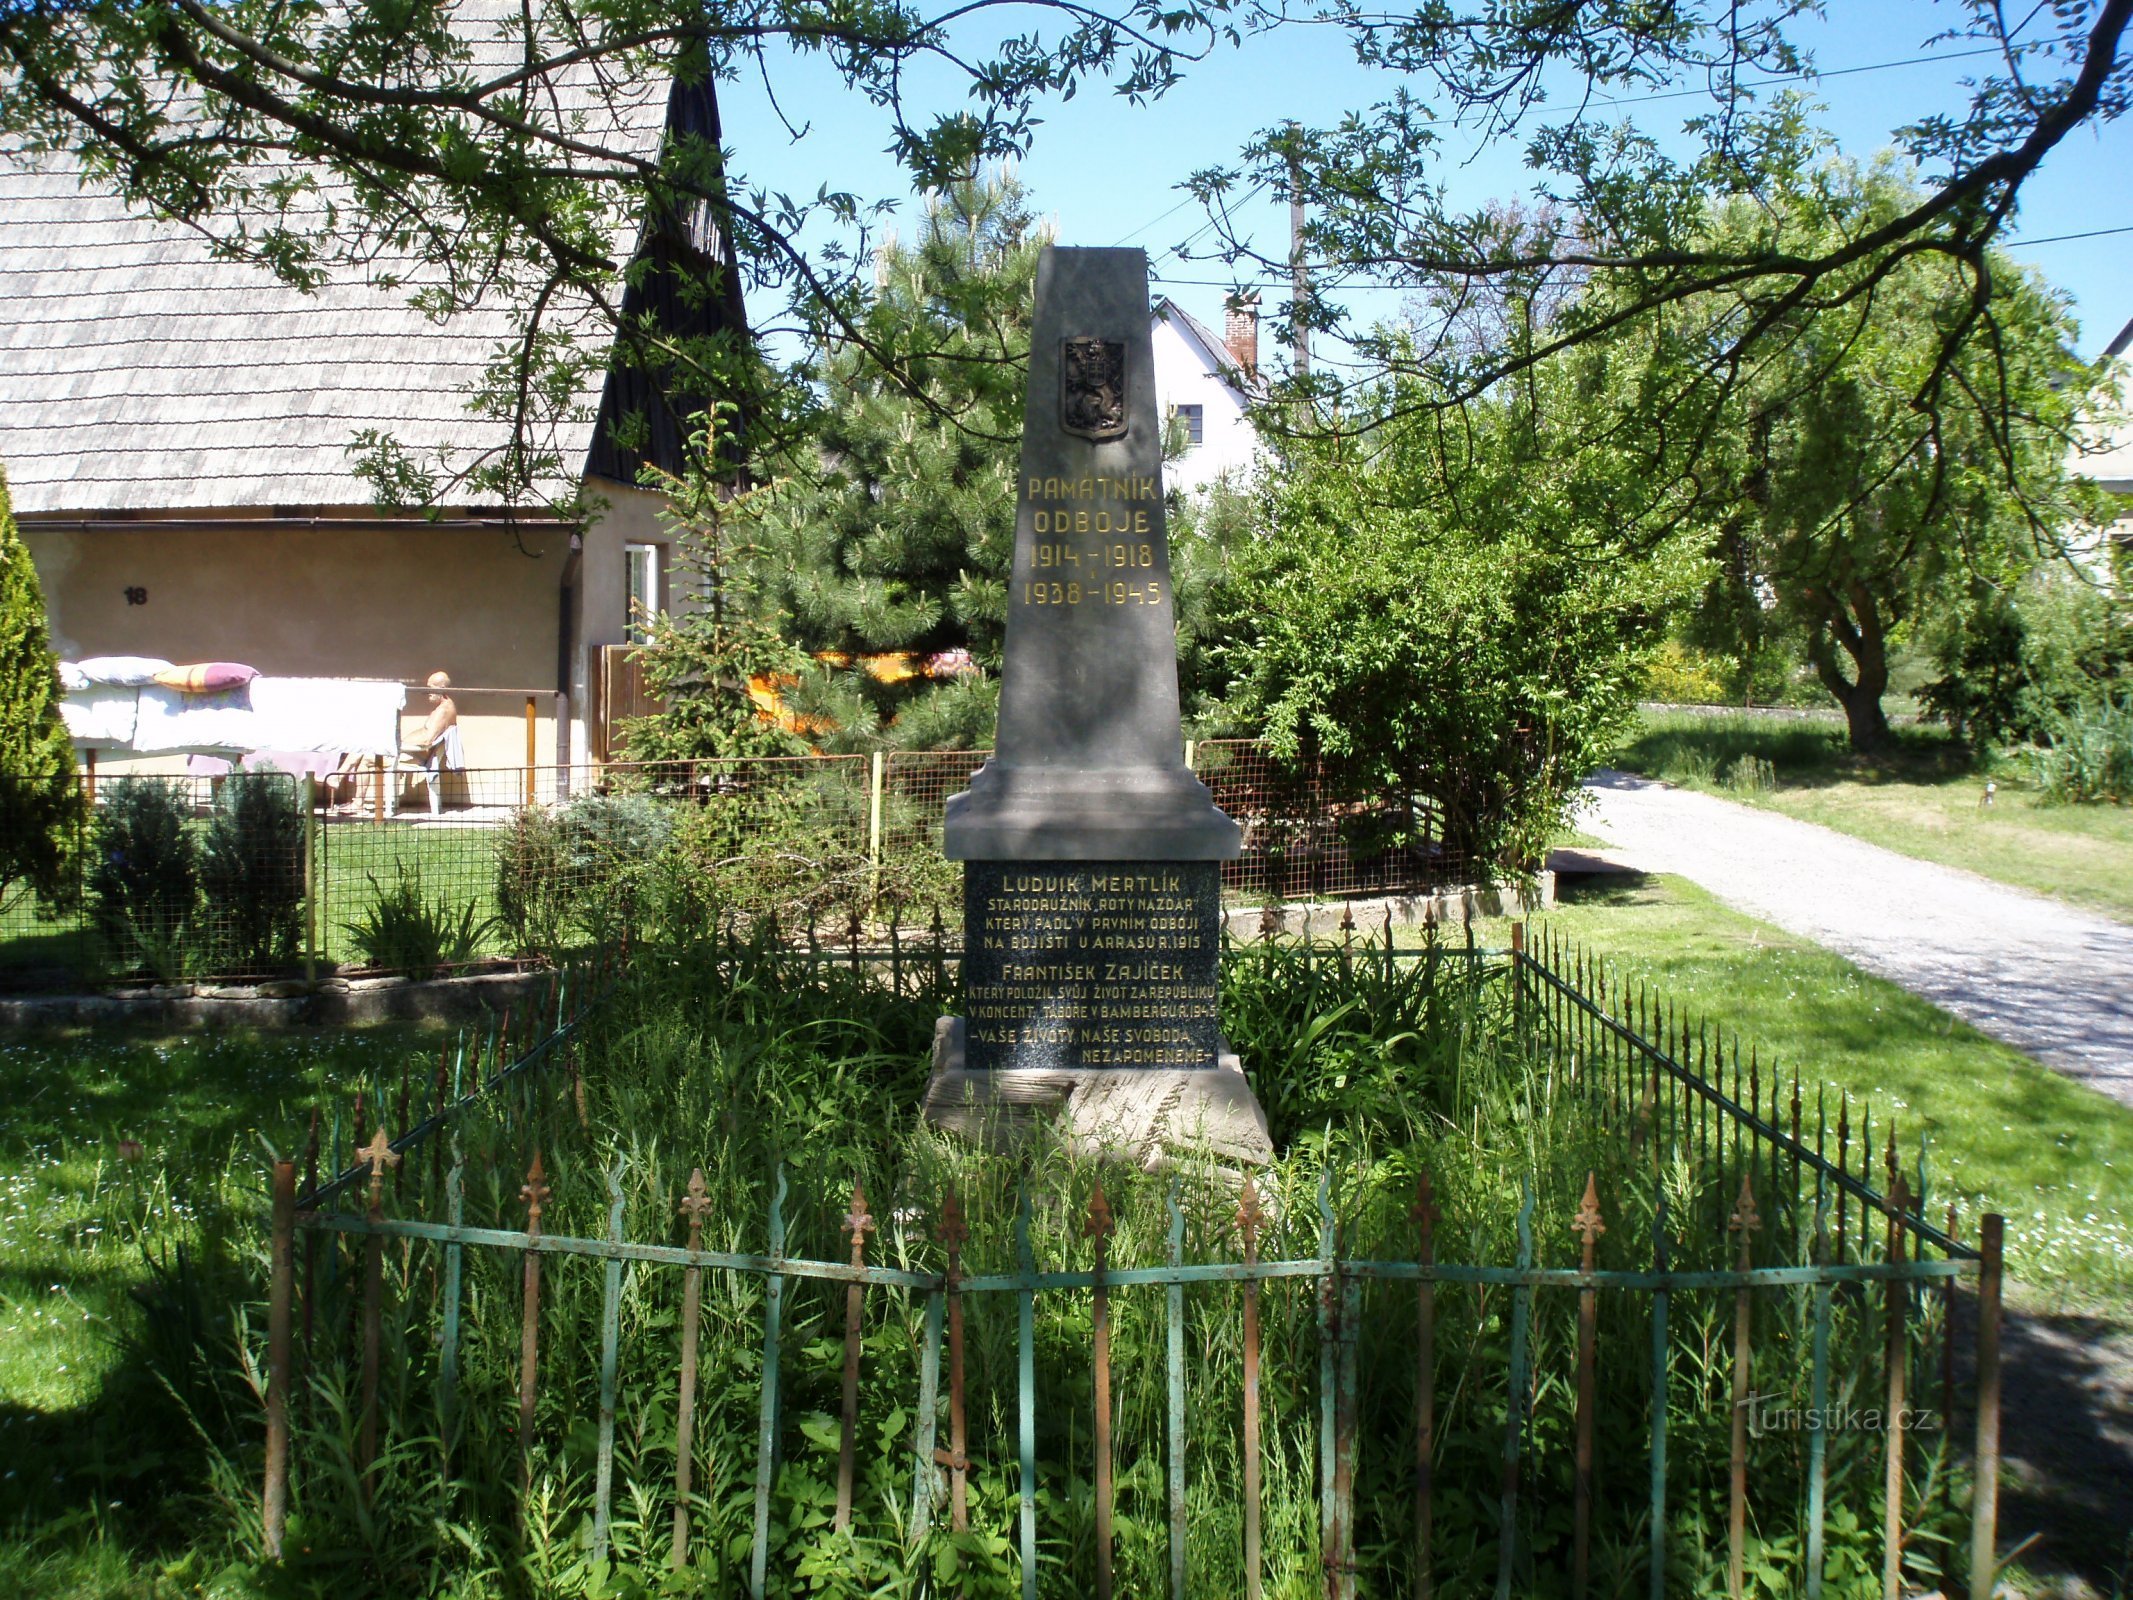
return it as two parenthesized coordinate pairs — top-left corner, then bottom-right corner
(922, 1017), (1273, 1171)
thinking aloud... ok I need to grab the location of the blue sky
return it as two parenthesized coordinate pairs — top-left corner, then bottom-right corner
(720, 1), (2133, 362)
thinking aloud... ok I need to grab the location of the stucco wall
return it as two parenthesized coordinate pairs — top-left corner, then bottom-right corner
(574, 478), (672, 765)
(25, 514), (571, 771)
(1150, 313), (1261, 495)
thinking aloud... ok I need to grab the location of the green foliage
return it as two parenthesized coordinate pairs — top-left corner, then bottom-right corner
(1213, 364), (1699, 874)
(1642, 639), (1736, 706)
(746, 171), (1041, 751)
(494, 803), (571, 955)
(649, 777), (876, 934)
(618, 407), (814, 764)
(196, 772), (304, 971)
(343, 862), (496, 977)
(116, 940), (1963, 1598)
(0, 465), (83, 914)
(1677, 160), (2107, 752)
(554, 792), (674, 944)
(88, 777), (198, 973)
(2033, 694), (2133, 804)
(1918, 566), (2132, 749)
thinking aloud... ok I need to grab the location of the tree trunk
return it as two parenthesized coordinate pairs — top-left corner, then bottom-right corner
(1804, 578), (1893, 753)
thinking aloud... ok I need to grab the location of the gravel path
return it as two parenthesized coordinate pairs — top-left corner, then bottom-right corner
(1578, 770), (2133, 1108)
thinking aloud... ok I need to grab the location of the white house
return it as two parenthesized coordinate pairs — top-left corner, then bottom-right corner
(1150, 295), (1266, 494)
(2082, 316), (2133, 513)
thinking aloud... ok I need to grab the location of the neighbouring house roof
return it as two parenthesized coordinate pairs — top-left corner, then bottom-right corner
(1152, 296), (1258, 397)
(0, 3), (745, 517)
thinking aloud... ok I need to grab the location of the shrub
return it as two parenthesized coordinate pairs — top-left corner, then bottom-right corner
(0, 465), (85, 915)
(554, 793), (673, 945)
(1723, 753), (1777, 794)
(343, 863), (495, 978)
(645, 776), (876, 940)
(2034, 693), (2133, 804)
(494, 805), (570, 955)
(89, 778), (198, 973)
(1643, 639), (1735, 705)
(196, 772), (304, 971)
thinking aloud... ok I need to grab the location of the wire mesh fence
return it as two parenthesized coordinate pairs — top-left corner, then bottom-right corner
(1188, 739), (1473, 902)
(3, 744), (1498, 988)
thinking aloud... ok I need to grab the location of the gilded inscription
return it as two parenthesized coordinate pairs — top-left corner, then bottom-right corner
(961, 861), (1219, 1069)
(1017, 476), (1166, 611)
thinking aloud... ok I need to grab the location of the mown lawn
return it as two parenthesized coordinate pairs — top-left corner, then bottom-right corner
(1476, 873), (2133, 1311)
(1610, 710), (2133, 923)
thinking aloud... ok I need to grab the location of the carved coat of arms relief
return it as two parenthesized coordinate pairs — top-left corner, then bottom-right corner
(1060, 337), (1127, 441)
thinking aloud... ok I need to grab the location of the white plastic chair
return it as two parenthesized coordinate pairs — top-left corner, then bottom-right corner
(396, 724), (465, 815)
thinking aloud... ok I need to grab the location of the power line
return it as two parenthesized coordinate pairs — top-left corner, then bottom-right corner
(2006, 222), (2133, 247)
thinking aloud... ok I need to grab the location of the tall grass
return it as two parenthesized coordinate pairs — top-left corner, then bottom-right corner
(134, 935), (1966, 1598)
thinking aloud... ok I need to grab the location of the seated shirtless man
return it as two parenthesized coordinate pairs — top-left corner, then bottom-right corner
(403, 670), (458, 760)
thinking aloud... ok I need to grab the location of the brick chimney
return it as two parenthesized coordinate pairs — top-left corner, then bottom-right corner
(1223, 292), (1260, 375)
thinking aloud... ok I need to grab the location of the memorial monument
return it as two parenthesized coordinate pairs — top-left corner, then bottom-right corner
(922, 247), (1273, 1169)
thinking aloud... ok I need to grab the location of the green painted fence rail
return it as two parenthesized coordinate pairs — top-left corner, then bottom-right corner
(265, 1168), (2006, 1598)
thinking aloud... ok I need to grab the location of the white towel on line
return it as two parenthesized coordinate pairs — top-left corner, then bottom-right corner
(247, 678), (405, 757)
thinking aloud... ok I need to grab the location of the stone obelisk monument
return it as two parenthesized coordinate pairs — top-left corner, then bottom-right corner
(923, 246), (1271, 1168)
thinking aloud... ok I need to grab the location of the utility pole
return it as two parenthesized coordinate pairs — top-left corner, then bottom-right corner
(1286, 123), (1308, 379)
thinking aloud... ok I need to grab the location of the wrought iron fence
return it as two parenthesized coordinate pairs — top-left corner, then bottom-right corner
(255, 930), (2010, 1599)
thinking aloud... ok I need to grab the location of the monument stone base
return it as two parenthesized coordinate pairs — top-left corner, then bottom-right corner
(922, 1017), (1273, 1172)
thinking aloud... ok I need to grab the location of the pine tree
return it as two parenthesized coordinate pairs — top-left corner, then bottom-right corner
(0, 464), (84, 911)
(754, 171), (1044, 749)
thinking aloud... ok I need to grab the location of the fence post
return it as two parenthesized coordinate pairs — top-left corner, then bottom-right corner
(1882, 1175), (1910, 1600)
(518, 1152), (549, 1502)
(1510, 921), (1525, 1042)
(357, 1130), (400, 1500)
(835, 1182), (875, 1535)
(262, 1159), (296, 1559)
(1166, 1181), (1189, 1600)
(1018, 1191), (1040, 1600)
(1571, 1174), (1603, 1600)
(1493, 1188), (1534, 1600)
(300, 777), (317, 986)
(1727, 1176), (1761, 1600)
(1317, 1173), (1357, 1600)
(1415, 1174), (1440, 1600)
(524, 694), (537, 806)
(1970, 1214), (2005, 1599)
(1090, 1184), (1117, 1600)
(1648, 1187), (1670, 1600)
(674, 1170), (711, 1567)
(749, 1167), (789, 1600)
(592, 1161), (626, 1565)
(868, 751), (886, 905)
(1238, 1179), (1264, 1600)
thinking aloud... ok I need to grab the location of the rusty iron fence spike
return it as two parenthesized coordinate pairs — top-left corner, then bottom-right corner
(834, 1180), (873, 1535)
(1572, 1171), (1603, 1600)
(262, 1160), (296, 1560)
(673, 1168), (710, 1568)
(1093, 1180), (1117, 1600)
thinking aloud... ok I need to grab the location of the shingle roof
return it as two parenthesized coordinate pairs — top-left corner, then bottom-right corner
(0, 2), (679, 515)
